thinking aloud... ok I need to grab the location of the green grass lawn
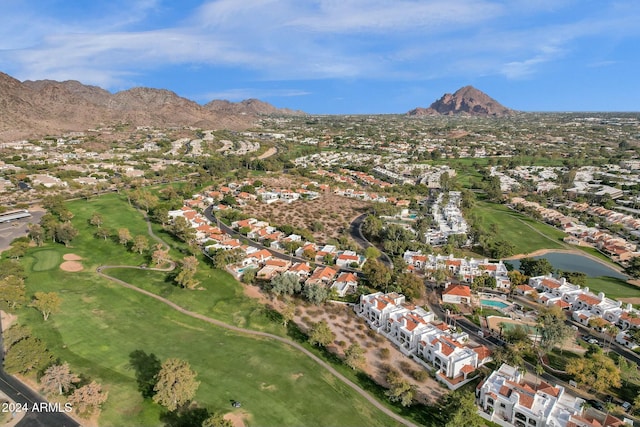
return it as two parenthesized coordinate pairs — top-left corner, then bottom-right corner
(546, 349), (582, 371)
(584, 276), (640, 301)
(31, 249), (61, 271)
(15, 193), (408, 427)
(473, 202), (566, 254)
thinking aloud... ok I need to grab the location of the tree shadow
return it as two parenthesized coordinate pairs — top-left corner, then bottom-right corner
(160, 405), (210, 427)
(129, 350), (161, 398)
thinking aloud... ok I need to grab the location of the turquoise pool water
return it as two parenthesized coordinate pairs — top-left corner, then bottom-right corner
(480, 299), (509, 309)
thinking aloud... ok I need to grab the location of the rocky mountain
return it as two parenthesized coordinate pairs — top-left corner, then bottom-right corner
(408, 86), (514, 117)
(205, 98), (305, 116)
(0, 72), (304, 142)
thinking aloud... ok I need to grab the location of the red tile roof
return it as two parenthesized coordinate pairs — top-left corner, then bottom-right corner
(443, 284), (471, 297)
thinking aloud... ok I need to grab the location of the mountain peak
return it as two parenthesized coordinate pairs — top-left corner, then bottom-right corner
(408, 86), (514, 117)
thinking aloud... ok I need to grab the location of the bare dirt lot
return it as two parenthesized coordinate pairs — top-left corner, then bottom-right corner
(294, 302), (446, 404)
(241, 177), (371, 243)
(242, 283), (445, 403)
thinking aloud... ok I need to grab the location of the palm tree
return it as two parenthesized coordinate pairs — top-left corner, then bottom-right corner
(604, 324), (619, 353)
(535, 363), (545, 386)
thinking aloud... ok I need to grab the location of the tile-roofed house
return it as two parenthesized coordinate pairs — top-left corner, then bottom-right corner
(305, 266), (338, 286)
(477, 363), (582, 427)
(356, 292), (406, 331)
(442, 284), (471, 304)
(288, 262), (311, 278)
(330, 272), (359, 297)
(335, 251), (363, 268)
(256, 259), (292, 281)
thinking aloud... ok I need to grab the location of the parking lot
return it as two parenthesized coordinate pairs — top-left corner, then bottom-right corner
(0, 209), (45, 252)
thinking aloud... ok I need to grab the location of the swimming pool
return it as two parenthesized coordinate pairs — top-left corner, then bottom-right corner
(480, 299), (509, 309)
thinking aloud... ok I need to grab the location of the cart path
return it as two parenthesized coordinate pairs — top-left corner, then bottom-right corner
(96, 217), (418, 427)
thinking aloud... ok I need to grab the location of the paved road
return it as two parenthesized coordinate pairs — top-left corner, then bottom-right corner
(95, 214), (419, 427)
(0, 311), (79, 427)
(349, 214), (393, 269)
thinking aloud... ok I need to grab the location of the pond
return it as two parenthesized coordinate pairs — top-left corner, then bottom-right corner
(508, 252), (627, 279)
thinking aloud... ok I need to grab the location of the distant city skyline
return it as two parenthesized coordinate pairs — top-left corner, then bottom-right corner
(1, 1), (639, 114)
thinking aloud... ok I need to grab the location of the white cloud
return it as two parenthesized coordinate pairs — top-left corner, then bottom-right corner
(1, 0), (639, 88)
(198, 88), (311, 102)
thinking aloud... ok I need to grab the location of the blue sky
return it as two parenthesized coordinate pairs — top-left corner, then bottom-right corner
(1, 0), (639, 114)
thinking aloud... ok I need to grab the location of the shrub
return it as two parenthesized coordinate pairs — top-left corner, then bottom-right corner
(412, 370), (429, 382)
(398, 361), (412, 373)
(379, 348), (391, 360)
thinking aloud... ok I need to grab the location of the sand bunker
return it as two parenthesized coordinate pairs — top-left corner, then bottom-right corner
(60, 261), (83, 272)
(1, 310), (17, 332)
(63, 253), (83, 261)
(224, 412), (248, 427)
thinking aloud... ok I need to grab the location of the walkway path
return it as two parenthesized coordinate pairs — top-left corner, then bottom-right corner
(96, 217), (418, 427)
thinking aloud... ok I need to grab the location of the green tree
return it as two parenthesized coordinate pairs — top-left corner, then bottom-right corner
(55, 222), (78, 246)
(507, 270), (527, 288)
(95, 227), (111, 240)
(202, 414), (233, 427)
(68, 381), (108, 415)
(169, 216), (196, 243)
(302, 283), (329, 305)
(240, 267), (257, 284)
(395, 272), (424, 301)
(132, 235), (149, 255)
(537, 305), (571, 353)
(40, 362), (80, 395)
(0, 275), (27, 310)
(364, 246), (381, 260)
(30, 291), (62, 321)
(625, 256), (640, 279)
(210, 248), (244, 268)
(281, 299), (296, 328)
(5, 241), (29, 259)
(385, 370), (415, 407)
(153, 358), (200, 411)
(363, 259), (392, 291)
(443, 389), (484, 427)
(175, 256), (200, 289)
(3, 335), (52, 374)
(308, 320), (335, 347)
(362, 215), (383, 240)
(344, 343), (366, 370)
(519, 258), (553, 277)
(27, 223), (44, 246)
(270, 273), (301, 297)
(118, 228), (132, 246)
(151, 243), (170, 267)
(566, 349), (621, 393)
(89, 212), (104, 228)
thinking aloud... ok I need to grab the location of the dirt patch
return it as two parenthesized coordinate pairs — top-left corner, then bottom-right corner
(240, 176), (370, 243)
(223, 412), (249, 427)
(294, 303), (445, 404)
(620, 297), (640, 305)
(259, 382), (277, 391)
(60, 261), (83, 272)
(63, 253), (83, 261)
(256, 146), (277, 160)
(291, 372), (304, 380)
(1, 310), (17, 332)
